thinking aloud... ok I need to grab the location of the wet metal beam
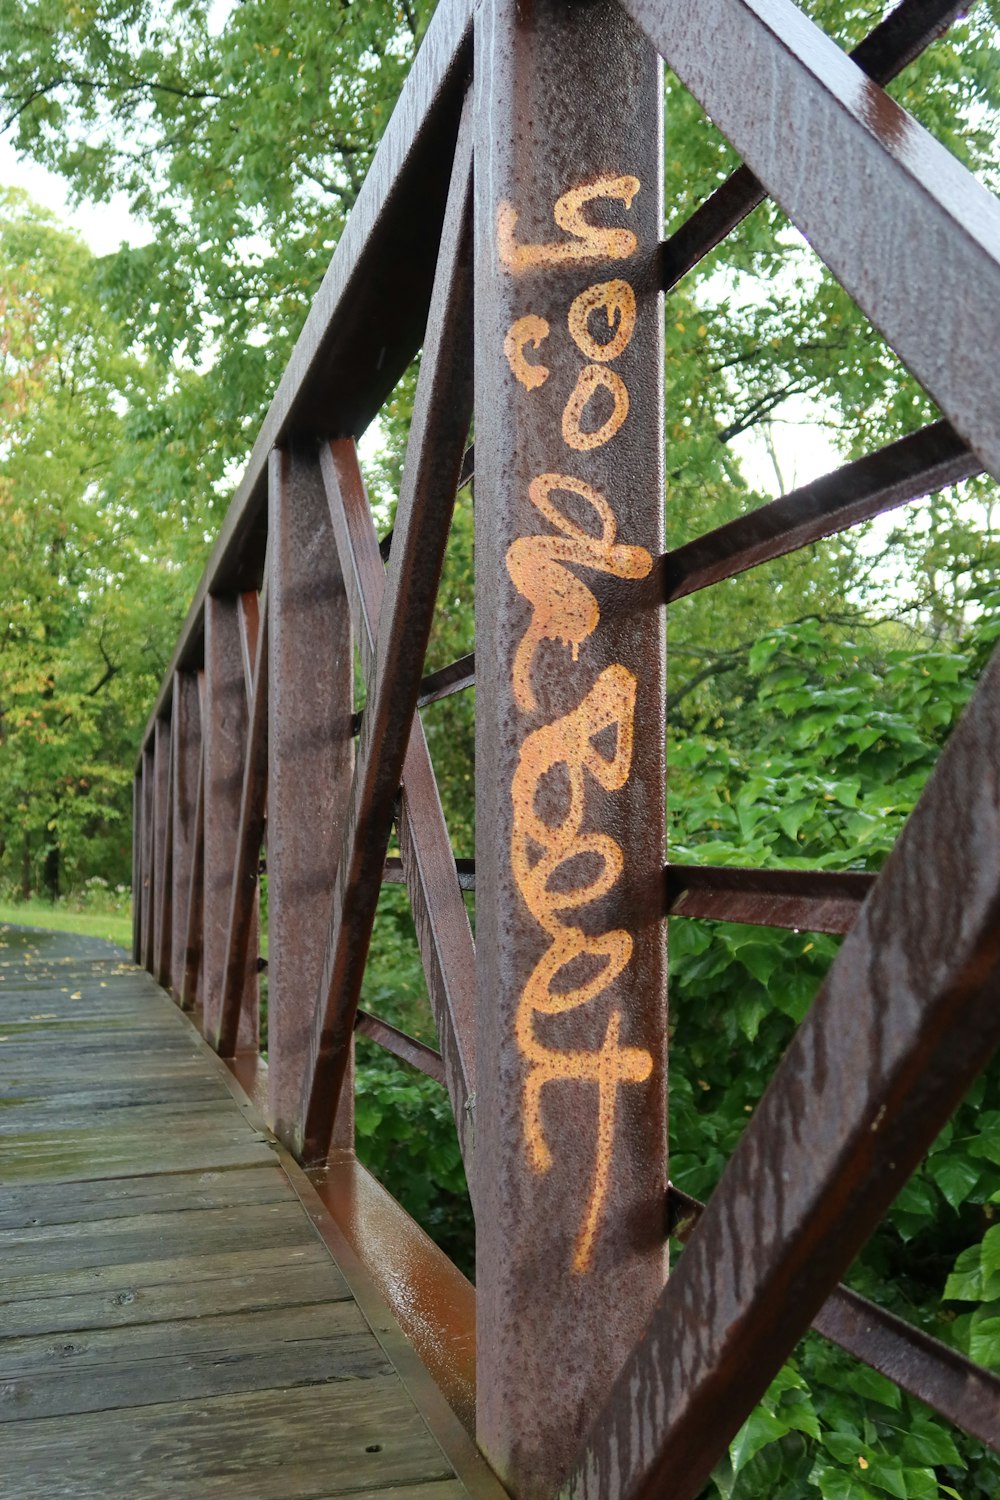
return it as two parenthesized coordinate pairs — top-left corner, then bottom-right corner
(216, 581), (270, 1058)
(267, 446), (356, 1151)
(300, 114), (475, 1165)
(474, 1), (666, 1492)
(320, 441), (478, 1176)
(170, 671), (202, 1000)
(666, 863), (875, 935)
(136, 0), (475, 766)
(664, 421), (980, 601)
(203, 596), (259, 1052)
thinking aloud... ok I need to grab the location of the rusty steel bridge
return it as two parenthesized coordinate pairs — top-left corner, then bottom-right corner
(3, 0), (1000, 1495)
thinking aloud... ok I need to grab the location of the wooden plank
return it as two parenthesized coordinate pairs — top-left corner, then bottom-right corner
(0, 1202), (316, 1276)
(2, 1258), (346, 1340)
(0, 928), (479, 1499)
(0, 1099), (237, 1136)
(0, 1326), (391, 1423)
(0, 1301), (369, 1376)
(0, 1241), (334, 1308)
(0, 1379), (455, 1498)
(0, 1132), (276, 1184)
(0, 1165), (289, 1231)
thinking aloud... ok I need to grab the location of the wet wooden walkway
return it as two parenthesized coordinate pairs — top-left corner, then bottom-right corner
(0, 924), (492, 1499)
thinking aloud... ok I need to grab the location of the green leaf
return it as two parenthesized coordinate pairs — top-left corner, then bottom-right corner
(729, 1406), (790, 1475)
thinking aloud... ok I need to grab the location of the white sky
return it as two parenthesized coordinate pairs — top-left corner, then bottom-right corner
(0, 137), (150, 254)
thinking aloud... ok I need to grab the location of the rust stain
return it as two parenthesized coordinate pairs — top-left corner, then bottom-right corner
(568, 279), (636, 361)
(504, 314), (551, 389)
(497, 175), (640, 273)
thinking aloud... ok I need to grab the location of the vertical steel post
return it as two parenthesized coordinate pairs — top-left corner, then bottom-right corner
(204, 595), (259, 1050)
(153, 718), (171, 967)
(131, 771), (142, 964)
(141, 743), (155, 973)
(171, 671), (202, 1000)
(267, 444), (355, 1150)
(474, 3), (666, 1493)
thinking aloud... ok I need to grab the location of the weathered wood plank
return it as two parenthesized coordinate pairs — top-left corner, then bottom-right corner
(0, 1242), (333, 1307)
(0, 1165), (289, 1231)
(0, 1132), (276, 1184)
(0, 1301), (370, 1376)
(2, 1259), (346, 1340)
(0, 1326), (391, 1423)
(0, 1380), (455, 1498)
(0, 1201), (317, 1275)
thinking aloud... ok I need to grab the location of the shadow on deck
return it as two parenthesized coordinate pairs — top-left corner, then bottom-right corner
(0, 924), (498, 1500)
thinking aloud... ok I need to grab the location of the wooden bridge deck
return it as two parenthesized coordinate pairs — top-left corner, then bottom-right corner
(0, 924), (489, 1500)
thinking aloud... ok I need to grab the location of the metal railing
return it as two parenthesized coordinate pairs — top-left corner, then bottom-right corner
(133, 1), (1000, 1496)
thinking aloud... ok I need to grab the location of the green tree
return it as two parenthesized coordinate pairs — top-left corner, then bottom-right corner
(0, 187), (195, 893)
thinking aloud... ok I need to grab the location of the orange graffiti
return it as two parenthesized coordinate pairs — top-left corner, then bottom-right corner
(561, 366), (630, 451)
(511, 665), (653, 1273)
(568, 279), (637, 362)
(505, 473), (651, 714)
(504, 314), (551, 390)
(497, 175), (640, 273)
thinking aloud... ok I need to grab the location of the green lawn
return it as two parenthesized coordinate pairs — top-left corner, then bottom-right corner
(0, 901), (133, 950)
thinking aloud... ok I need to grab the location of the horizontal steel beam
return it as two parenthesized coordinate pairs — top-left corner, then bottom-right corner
(665, 863), (875, 935)
(664, 421), (980, 602)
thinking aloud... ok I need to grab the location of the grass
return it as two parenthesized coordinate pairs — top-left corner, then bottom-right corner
(0, 900), (133, 950)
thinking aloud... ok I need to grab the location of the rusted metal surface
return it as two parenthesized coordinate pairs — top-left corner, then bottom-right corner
(382, 855), (477, 894)
(299, 115), (475, 1166)
(666, 1184), (1000, 1452)
(659, 0), (975, 294)
(203, 595), (259, 1052)
(301, 1152), (487, 1473)
(151, 716), (171, 979)
(473, 1), (666, 1493)
(355, 1010), (447, 1086)
(216, 581), (270, 1058)
(564, 645), (1000, 1500)
(180, 731), (205, 1012)
(628, 0), (1000, 482)
(140, 743), (155, 972)
(664, 421), (980, 602)
(169, 670), (202, 998)
(154, 715), (175, 989)
(418, 653), (476, 710)
(131, 775), (141, 963)
(267, 444), (355, 1151)
(318, 440), (478, 1177)
(236, 588), (260, 702)
(666, 863), (875, 935)
(126, 0), (1000, 1490)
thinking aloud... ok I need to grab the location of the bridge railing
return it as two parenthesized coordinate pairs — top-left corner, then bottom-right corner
(133, 1), (1000, 1496)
